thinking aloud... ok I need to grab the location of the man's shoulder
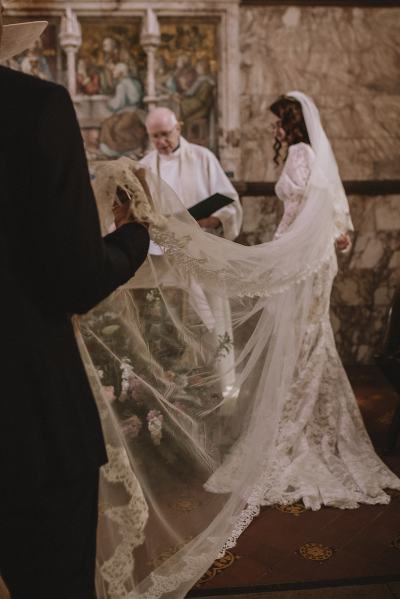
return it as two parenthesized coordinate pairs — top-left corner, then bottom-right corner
(186, 141), (216, 161)
(140, 149), (157, 166)
(0, 66), (68, 102)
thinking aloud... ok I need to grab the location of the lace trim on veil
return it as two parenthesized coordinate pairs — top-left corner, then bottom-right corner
(86, 133), (398, 599)
(150, 225), (334, 298)
(99, 444), (149, 598)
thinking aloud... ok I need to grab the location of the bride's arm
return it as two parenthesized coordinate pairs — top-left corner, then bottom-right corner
(274, 143), (314, 239)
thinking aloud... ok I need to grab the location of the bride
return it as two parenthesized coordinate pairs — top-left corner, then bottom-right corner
(80, 92), (400, 599)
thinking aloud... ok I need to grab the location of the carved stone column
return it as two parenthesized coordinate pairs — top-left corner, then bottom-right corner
(59, 6), (81, 98)
(140, 8), (161, 112)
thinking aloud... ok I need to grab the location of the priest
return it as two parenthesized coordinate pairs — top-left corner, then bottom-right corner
(140, 107), (242, 410)
(140, 106), (242, 240)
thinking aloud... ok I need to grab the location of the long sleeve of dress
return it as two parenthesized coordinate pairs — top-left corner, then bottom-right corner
(274, 142), (314, 239)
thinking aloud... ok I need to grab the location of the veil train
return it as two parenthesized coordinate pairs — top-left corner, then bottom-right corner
(76, 93), (400, 599)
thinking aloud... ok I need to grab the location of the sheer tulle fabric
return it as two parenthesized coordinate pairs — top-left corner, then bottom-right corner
(76, 93), (399, 599)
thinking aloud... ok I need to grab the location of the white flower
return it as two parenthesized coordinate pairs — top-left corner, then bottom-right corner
(128, 374), (143, 399)
(147, 410), (163, 446)
(120, 360), (135, 401)
(102, 324), (120, 336)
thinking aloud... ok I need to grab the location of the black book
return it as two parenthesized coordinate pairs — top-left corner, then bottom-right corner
(188, 193), (234, 220)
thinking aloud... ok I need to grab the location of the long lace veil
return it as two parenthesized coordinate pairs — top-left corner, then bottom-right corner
(77, 92), (350, 599)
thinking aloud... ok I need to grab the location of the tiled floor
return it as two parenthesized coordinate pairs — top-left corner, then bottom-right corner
(198, 582), (400, 598)
(191, 366), (400, 596)
(3, 582), (400, 599)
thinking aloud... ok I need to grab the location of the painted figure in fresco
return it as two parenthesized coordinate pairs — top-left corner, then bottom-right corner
(7, 37), (53, 80)
(19, 39), (52, 80)
(99, 61), (146, 158)
(107, 61), (142, 113)
(0, 10), (149, 598)
(82, 127), (103, 161)
(75, 37), (117, 97)
(154, 55), (176, 98)
(173, 53), (197, 94)
(100, 36), (120, 94)
(175, 24), (206, 52)
(77, 36), (121, 97)
(180, 57), (216, 137)
(77, 56), (101, 95)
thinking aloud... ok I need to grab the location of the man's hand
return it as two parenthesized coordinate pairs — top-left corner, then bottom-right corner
(197, 216), (221, 229)
(335, 233), (351, 252)
(112, 200), (149, 230)
(112, 200), (133, 228)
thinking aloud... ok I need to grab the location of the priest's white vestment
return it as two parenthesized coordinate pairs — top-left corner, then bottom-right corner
(140, 137), (242, 403)
(140, 136), (242, 240)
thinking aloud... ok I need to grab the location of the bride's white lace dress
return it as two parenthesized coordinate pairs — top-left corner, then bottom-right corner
(206, 141), (400, 549)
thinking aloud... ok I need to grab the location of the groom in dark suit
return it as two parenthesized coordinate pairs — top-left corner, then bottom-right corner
(0, 11), (149, 599)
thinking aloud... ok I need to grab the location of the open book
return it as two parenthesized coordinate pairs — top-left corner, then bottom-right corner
(187, 193), (234, 220)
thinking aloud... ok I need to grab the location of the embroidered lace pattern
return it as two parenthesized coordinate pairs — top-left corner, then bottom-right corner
(99, 444), (149, 598)
(211, 257), (400, 553)
(274, 142), (314, 239)
(149, 225), (333, 299)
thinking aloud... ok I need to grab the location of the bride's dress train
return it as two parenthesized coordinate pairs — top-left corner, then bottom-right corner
(205, 138), (400, 549)
(79, 92), (400, 599)
(206, 257), (400, 550)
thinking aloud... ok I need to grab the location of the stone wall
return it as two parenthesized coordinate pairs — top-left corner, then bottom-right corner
(238, 4), (400, 364)
(238, 193), (400, 364)
(239, 5), (400, 181)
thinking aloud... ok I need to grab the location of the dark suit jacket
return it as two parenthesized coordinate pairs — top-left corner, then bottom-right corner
(0, 67), (150, 498)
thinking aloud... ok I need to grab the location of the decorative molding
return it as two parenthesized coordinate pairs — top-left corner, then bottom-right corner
(234, 180), (400, 197)
(3, 1), (239, 17)
(240, 0), (400, 6)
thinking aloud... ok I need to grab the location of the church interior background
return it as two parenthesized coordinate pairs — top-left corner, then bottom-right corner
(1, 1), (400, 598)
(2, 0), (399, 367)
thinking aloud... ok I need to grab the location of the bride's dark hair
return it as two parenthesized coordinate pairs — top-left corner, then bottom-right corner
(270, 95), (310, 165)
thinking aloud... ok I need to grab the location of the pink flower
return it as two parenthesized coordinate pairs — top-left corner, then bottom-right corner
(128, 375), (143, 397)
(147, 409), (161, 422)
(102, 385), (116, 403)
(164, 371), (176, 382)
(188, 374), (203, 385)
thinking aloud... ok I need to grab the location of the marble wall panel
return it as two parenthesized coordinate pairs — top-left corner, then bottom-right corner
(237, 195), (281, 245)
(239, 6), (400, 181)
(238, 194), (400, 364)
